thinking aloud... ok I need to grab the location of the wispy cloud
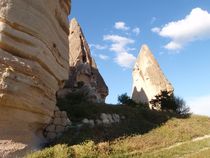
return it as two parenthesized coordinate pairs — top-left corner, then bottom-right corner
(132, 27), (140, 36)
(103, 35), (136, 68)
(187, 94), (210, 116)
(152, 8), (210, 50)
(89, 44), (107, 50)
(151, 27), (160, 33)
(114, 21), (130, 31)
(114, 52), (136, 68)
(98, 54), (109, 60)
(103, 35), (134, 52)
(127, 47), (137, 51)
(151, 17), (157, 24)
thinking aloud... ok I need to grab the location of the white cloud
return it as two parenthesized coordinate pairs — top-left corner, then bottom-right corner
(132, 27), (140, 35)
(89, 44), (107, 50)
(151, 27), (160, 33)
(127, 47), (137, 51)
(114, 21), (130, 31)
(114, 52), (136, 68)
(103, 35), (136, 68)
(103, 35), (134, 52)
(152, 8), (210, 50)
(98, 54), (109, 60)
(187, 94), (210, 116)
(164, 42), (182, 50)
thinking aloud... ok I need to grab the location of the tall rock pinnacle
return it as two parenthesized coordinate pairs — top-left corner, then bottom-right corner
(61, 18), (108, 103)
(69, 18), (92, 67)
(132, 44), (174, 106)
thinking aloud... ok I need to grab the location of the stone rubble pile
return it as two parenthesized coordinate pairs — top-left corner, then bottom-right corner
(81, 113), (124, 128)
(43, 107), (71, 141)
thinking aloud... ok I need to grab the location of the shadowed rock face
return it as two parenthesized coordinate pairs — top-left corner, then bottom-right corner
(0, 0), (70, 157)
(132, 45), (174, 106)
(62, 18), (108, 103)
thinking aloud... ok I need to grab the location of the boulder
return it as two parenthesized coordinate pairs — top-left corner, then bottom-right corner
(60, 18), (108, 103)
(0, 0), (70, 157)
(132, 45), (174, 107)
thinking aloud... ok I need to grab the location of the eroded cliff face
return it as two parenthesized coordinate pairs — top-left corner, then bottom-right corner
(0, 0), (70, 157)
(60, 18), (108, 103)
(132, 45), (174, 107)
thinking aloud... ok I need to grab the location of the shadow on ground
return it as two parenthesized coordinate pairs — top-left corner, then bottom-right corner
(49, 94), (190, 147)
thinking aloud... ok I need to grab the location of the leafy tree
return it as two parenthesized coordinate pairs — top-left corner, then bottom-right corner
(118, 93), (136, 106)
(150, 91), (190, 115)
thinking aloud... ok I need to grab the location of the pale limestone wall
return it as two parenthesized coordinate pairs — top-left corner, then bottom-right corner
(0, 0), (70, 157)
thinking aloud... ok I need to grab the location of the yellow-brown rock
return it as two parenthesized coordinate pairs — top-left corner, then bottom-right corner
(132, 45), (174, 107)
(0, 0), (70, 157)
(63, 18), (108, 103)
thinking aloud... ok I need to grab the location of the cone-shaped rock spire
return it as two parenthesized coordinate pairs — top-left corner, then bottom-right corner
(132, 44), (174, 106)
(61, 18), (108, 102)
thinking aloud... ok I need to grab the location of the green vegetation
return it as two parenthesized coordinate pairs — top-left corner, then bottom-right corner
(127, 136), (210, 158)
(150, 91), (190, 115)
(26, 94), (208, 158)
(26, 114), (210, 158)
(26, 92), (210, 158)
(26, 145), (73, 158)
(117, 93), (149, 109)
(117, 92), (190, 116)
(118, 93), (137, 106)
(57, 95), (176, 141)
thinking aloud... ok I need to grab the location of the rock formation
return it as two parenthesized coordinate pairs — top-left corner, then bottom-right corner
(58, 18), (108, 103)
(0, 0), (70, 157)
(82, 113), (121, 127)
(43, 107), (71, 141)
(132, 45), (174, 108)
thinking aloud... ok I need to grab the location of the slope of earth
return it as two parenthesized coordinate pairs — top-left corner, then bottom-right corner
(26, 98), (210, 158)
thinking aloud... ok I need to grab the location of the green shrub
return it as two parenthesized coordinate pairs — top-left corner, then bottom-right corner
(118, 93), (149, 109)
(174, 96), (190, 115)
(150, 91), (190, 115)
(58, 91), (87, 106)
(118, 93), (136, 106)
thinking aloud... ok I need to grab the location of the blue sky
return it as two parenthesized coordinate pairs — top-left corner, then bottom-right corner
(69, 0), (210, 116)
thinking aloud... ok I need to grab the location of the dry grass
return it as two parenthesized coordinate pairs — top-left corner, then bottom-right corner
(187, 148), (210, 158)
(26, 97), (210, 158)
(26, 115), (210, 158)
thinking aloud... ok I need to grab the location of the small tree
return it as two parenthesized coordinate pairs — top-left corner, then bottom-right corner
(174, 97), (190, 115)
(118, 93), (136, 106)
(150, 91), (190, 115)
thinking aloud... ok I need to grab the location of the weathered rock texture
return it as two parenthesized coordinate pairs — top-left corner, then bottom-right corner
(132, 45), (174, 107)
(82, 113), (121, 127)
(43, 107), (71, 141)
(0, 0), (70, 157)
(60, 18), (108, 103)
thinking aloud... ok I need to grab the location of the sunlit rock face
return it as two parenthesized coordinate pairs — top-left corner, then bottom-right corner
(0, 0), (70, 157)
(61, 18), (108, 103)
(132, 45), (174, 107)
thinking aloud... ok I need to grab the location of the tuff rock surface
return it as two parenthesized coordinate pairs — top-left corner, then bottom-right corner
(0, 0), (70, 157)
(59, 18), (108, 103)
(43, 107), (71, 141)
(132, 45), (174, 107)
(79, 113), (122, 129)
